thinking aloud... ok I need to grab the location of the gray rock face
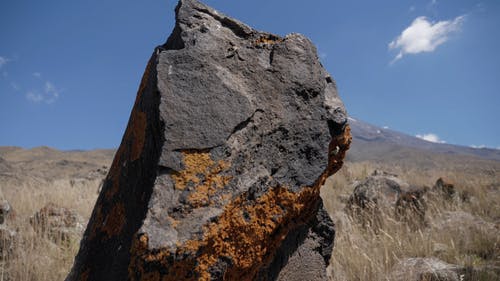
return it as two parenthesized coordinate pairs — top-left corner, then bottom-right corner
(66, 0), (350, 280)
(346, 170), (427, 227)
(0, 200), (12, 225)
(30, 203), (85, 244)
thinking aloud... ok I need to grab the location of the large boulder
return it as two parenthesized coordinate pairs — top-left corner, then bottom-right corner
(347, 170), (407, 211)
(346, 170), (427, 228)
(66, 0), (350, 280)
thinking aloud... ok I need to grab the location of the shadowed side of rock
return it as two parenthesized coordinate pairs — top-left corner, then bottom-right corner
(66, 0), (350, 280)
(65, 53), (164, 281)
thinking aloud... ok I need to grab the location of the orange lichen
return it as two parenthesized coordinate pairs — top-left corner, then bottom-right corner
(129, 111), (147, 161)
(88, 205), (103, 240)
(79, 268), (90, 281)
(128, 125), (351, 281)
(171, 151), (231, 207)
(102, 203), (126, 238)
(129, 234), (197, 281)
(103, 57), (154, 200)
(193, 185), (321, 281)
(167, 217), (180, 229)
(104, 109), (146, 200)
(254, 35), (283, 47)
(136, 55), (155, 101)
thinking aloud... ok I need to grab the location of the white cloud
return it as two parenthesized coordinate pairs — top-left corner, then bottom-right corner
(470, 144), (486, 149)
(389, 15), (465, 62)
(25, 81), (60, 104)
(44, 81), (60, 103)
(416, 133), (446, 143)
(10, 82), (19, 91)
(383, 126), (389, 129)
(0, 56), (8, 69)
(409, 6), (416, 12)
(33, 72), (42, 78)
(26, 91), (44, 103)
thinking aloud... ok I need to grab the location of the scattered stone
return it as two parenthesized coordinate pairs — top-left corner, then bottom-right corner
(0, 224), (16, 259)
(66, 0), (350, 280)
(0, 200), (13, 224)
(347, 170), (407, 210)
(433, 177), (456, 199)
(390, 257), (463, 281)
(30, 203), (84, 244)
(346, 170), (429, 228)
(395, 185), (427, 226)
(432, 211), (499, 260)
(432, 242), (449, 256)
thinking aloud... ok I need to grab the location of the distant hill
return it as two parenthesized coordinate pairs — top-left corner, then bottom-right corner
(0, 117), (498, 185)
(347, 118), (500, 173)
(0, 146), (114, 189)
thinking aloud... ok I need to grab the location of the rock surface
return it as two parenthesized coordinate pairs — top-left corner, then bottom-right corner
(346, 170), (427, 228)
(433, 177), (456, 199)
(66, 0), (350, 280)
(0, 224), (16, 259)
(0, 199), (12, 224)
(30, 203), (85, 244)
(390, 257), (463, 281)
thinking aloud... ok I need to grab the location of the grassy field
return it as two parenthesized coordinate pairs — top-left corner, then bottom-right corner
(322, 161), (500, 281)
(1, 152), (499, 280)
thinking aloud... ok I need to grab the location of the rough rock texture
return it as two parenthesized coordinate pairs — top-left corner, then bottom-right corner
(0, 199), (12, 224)
(347, 170), (408, 210)
(433, 177), (456, 199)
(346, 170), (427, 228)
(30, 203), (85, 244)
(66, 0), (350, 280)
(0, 224), (16, 259)
(390, 258), (463, 281)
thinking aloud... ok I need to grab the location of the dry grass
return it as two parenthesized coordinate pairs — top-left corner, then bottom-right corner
(321, 161), (500, 281)
(0, 159), (498, 280)
(1, 179), (98, 281)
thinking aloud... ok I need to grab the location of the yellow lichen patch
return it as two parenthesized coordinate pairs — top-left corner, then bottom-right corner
(188, 124), (352, 280)
(102, 203), (126, 238)
(171, 151), (231, 207)
(254, 35), (283, 46)
(191, 185), (320, 281)
(128, 125), (352, 281)
(129, 185), (320, 281)
(167, 217), (179, 229)
(170, 152), (212, 190)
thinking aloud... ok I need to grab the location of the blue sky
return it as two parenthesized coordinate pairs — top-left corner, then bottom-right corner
(0, 0), (499, 150)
